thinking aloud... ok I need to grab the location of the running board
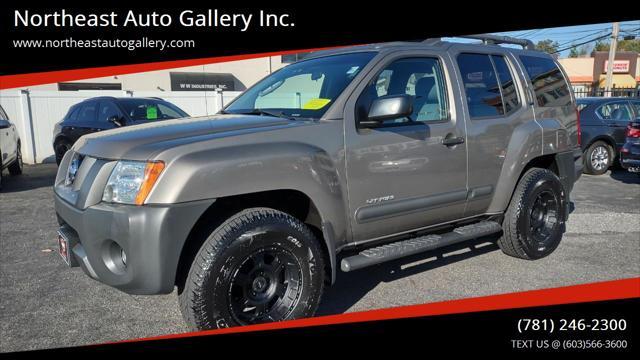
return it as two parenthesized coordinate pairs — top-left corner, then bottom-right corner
(340, 221), (502, 272)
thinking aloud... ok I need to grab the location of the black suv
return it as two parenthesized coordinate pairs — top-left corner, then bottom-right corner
(52, 97), (189, 164)
(577, 97), (640, 175)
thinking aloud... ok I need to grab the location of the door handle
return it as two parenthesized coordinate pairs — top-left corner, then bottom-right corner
(442, 136), (465, 147)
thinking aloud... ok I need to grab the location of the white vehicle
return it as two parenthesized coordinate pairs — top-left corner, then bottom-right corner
(0, 105), (23, 190)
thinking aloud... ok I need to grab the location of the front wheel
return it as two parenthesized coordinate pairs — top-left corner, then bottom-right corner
(498, 168), (566, 260)
(54, 140), (71, 166)
(179, 208), (325, 330)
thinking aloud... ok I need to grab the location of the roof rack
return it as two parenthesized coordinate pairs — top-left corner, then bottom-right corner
(456, 34), (535, 50)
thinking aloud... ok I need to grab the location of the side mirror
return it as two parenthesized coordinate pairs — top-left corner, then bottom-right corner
(0, 120), (10, 129)
(108, 115), (126, 127)
(359, 95), (414, 128)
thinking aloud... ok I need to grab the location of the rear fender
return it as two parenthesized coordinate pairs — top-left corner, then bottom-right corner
(487, 120), (543, 213)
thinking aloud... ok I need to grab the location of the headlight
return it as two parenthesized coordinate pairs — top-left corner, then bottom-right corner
(102, 161), (165, 205)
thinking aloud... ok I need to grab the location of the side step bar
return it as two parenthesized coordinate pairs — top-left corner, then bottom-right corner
(341, 221), (502, 272)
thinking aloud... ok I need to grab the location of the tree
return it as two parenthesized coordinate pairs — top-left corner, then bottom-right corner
(619, 39), (640, 52)
(535, 39), (560, 54)
(594, 40), (609, 52)
(592, 39), (640, 53)
(569, 45), (589, 58)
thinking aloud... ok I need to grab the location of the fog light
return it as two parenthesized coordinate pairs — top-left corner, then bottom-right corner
(102, 241), (127, 275)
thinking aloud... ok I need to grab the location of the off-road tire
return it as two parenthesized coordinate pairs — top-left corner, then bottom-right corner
(498, 168), (566, 260)
(179, 208), (325, 330)
(584, 141), (612, 175)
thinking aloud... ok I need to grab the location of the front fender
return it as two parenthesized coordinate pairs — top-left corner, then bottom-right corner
(147, 141), (349, 265)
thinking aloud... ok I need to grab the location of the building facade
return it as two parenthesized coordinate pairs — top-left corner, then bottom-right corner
(559, 51), (640, 97)
(19, 55), (295, 93)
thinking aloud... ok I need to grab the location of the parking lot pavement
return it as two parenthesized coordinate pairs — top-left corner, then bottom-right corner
(1, 164), (639, 352)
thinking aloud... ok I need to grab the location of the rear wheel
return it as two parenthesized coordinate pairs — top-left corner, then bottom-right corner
(8, 144), (23, 175)
(178, 208), (325, 330)
(498, 168), (566, 260)
(584, 141), (612, 175)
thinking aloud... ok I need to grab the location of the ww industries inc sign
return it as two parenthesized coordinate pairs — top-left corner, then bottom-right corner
(170, 72), (235, 91)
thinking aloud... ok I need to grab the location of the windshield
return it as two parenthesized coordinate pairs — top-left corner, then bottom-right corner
(119, 98), (189, 121)
(225, 52), (376, 118)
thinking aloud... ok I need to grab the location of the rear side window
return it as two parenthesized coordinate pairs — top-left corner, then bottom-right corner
(97, 100), (123, 122)
(491, 55), (519, 114)
(76, 102), (98, 123)
(458, 53), (518, 118)
(519, 56), (571, 107)
(596, 102), (633, 122)
(0, 106), (7, 121)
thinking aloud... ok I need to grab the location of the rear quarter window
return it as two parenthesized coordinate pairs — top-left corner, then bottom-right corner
(519, 56), (572, 108)
(65, 105), (81, 123)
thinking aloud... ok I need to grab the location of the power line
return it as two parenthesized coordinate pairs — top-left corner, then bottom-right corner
(516, 28), (544, 38)
(541, 27), (611, 36)
(551, 27), (639, 54)
(505, 22), (638, 40)
(552, 32), (612, 54)
(556, 29), (609, 48)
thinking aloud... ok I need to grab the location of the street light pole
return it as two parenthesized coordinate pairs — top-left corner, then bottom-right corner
(604, 22), (619, 97)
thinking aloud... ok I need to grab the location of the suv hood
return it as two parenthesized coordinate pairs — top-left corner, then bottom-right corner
(73, 114), (298, 160)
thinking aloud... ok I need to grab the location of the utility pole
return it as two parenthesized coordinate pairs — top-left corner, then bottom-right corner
(604, 22), (619, 97)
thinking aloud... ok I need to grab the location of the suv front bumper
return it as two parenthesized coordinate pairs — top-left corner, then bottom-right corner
(54, 193), (214, 295)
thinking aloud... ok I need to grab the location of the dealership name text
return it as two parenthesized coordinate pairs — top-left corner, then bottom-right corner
(14, 9), (294, 31)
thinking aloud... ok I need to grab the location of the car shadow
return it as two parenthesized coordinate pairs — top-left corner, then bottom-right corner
(608, 169), (640, 184)
(316, 234), (501, 316)
(0, 164), (57, 193)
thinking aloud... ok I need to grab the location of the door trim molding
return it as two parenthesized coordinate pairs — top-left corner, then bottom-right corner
(355, 189), (468, 224)
(355, 185), (494, 224)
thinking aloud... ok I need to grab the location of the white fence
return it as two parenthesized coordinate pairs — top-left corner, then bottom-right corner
(0, 90), (242, 164)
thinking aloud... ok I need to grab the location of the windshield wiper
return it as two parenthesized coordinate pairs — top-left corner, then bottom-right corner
(235, 109), (297, 121)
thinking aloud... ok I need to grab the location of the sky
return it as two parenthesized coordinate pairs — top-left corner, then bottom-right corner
(444, 20), (639, 58)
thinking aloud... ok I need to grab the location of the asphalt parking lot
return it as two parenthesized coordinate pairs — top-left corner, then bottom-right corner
(1, 164), (639, 352)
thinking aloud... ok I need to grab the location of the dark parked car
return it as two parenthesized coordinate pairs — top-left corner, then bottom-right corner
(0, 105), (23, 190)
(620, 119), (640, 173)
(577, 97), (640, 175)
(52, 97), (189, 164)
